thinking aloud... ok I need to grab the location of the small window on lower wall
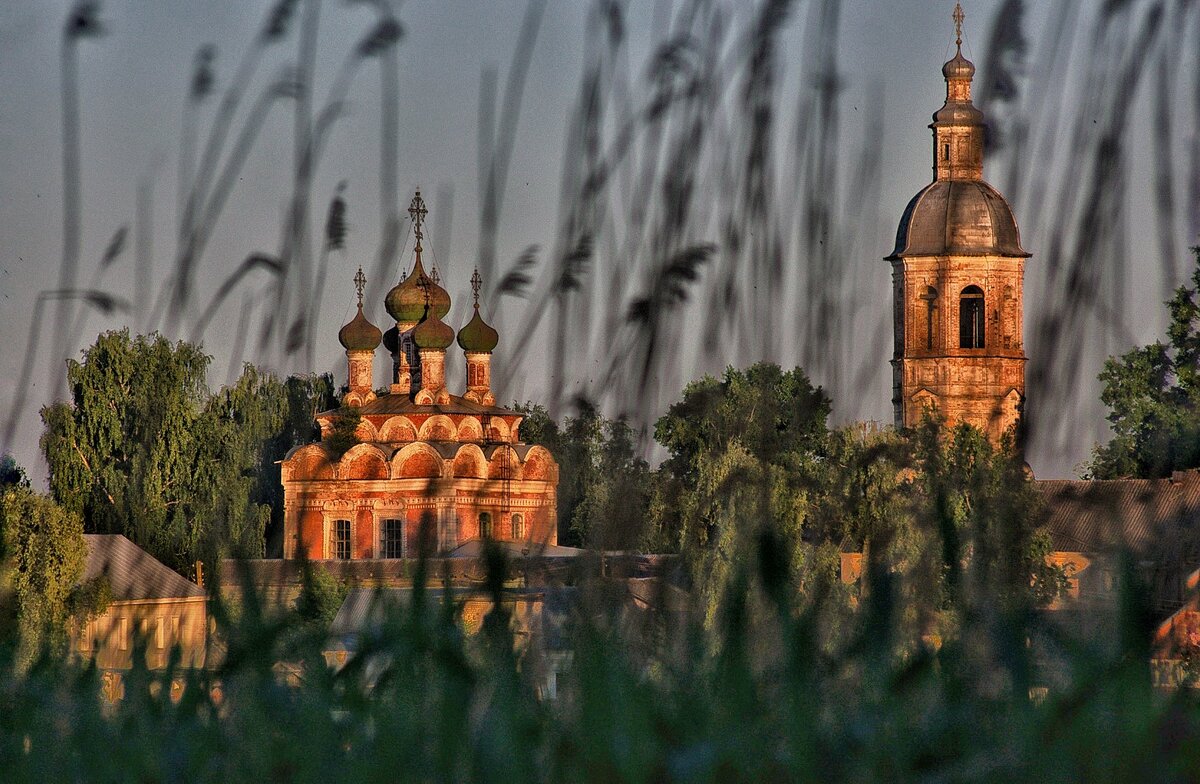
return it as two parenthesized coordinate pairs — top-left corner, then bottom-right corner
(480, 512), (493, 539)
(511, 513), (524, 540)
(332, 519), (351, 560)
(382, 519), (404, 559)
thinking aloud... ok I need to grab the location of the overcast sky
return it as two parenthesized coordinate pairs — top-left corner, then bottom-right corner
(0, 0), (1185, 483)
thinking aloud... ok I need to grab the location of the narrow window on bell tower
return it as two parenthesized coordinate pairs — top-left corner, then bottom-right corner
(959, 286), (985, 348)
(943, 143), (950, 161)
(920, 286), (938, 350)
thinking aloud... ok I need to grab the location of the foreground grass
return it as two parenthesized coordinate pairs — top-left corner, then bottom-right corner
(2, 544), (1199, 784)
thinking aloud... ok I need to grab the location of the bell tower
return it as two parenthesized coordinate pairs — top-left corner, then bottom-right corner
(887, 3), (1029, 444)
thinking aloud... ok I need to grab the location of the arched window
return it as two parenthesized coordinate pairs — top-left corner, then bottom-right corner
(959, 285), (985, 348)
(511, 513), (525, 540)
(479, 512), (493, 539)
(919, 286), (938, 350)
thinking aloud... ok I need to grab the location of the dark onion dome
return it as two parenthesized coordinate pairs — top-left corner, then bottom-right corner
(382, 324), (399, 354)
(412, 311), (454, 350)
(457, 306), (499, 353)
(384, 257), (451, 324)
(942, 50), (975, 80)
(338, 305), (382, 350)
(888, 180), (1029, 259)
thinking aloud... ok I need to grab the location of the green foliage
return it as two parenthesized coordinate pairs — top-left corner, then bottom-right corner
(0, 454), (30, 490)
(0, 487), (87, 661)
(40, 330), (332, 572)
(515, 401), (656, 549)
(655, 362), (831, 487)
(294, 563), (349, 627)
(0, 538), (1181, 782)
(1089, 247), (1200, 478)
(322, 406), (362, 461)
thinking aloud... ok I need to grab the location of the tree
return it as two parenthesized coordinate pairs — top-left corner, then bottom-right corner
(0, 454), (29, 490)
(515, 401), (656, 549)
(41, 330), (332, 573)
(1089, 247), (1200, 478)
(652, 363), (832, 552)
(0, 486), (88, 660)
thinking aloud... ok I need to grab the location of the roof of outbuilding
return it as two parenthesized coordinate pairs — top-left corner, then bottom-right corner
(888, 179), (1029, 259)
(1037, 473), (1200, 554)
(81, 534), (205, 601)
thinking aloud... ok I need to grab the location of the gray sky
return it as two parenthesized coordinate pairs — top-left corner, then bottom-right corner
(0, 0), (1185, 483)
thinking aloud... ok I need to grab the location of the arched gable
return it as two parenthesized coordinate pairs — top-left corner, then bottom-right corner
(285, 444), (334, 481)
(456, 416), (484, 443)
(487, 445), (520, 480)
(520, 445), (557, 482)
(353, 418), (378, 442)
(484, 417), (511, 444)
(418, 415), (457, 442)
(339, 443), (389, 480)
(452, 444), (488, 478)
(378, 416), (418, 443)
(392, 442), (446, 480)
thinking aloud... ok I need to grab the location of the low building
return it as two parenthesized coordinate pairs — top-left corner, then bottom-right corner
(71, 534), (208, 672)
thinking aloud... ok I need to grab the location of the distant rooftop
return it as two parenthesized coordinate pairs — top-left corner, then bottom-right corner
(1039, 471), (1200, 555)
(82, 534), (205, 601)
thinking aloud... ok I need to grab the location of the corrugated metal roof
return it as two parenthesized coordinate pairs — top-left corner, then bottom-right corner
(1038, 473), (1200, 554)
(446, 539), (587, 559)
(81, 534), (205, 601)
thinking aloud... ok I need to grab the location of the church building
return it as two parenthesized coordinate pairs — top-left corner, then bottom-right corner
(888, 3), (1028, 444)
(281, 191), (559, 560)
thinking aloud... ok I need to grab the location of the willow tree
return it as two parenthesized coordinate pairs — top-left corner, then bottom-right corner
(41, 330), (332, 574)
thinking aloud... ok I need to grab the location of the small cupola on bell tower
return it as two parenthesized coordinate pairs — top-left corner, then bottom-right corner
(886, 3), (1031, 446)
(933, 4), (985, 182)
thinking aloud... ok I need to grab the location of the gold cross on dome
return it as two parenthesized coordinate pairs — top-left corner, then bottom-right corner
(470, 267), (482, 307)
(953, 3), (964, 48)
(354, 266), (366, 306)
(408, 189), (428, 247)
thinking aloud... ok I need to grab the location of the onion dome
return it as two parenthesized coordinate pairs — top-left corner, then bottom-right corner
(385, 189), (451, 323)
(384, 257), (451, 324)
(942, 50), (975, 80)
(457, 309), (499, 353)
(457, 268), (499, 352)
(382, 325), (399, 355)
(339, 304), (382, 350)
(339, 267), (383, 350)
(889, 180), (1028, 259)
(412, 310), (454, 350)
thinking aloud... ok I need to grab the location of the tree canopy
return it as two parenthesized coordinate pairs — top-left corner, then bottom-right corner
(41, 330), (333, 575)
(1089, 247), (1200, 478)
(0, 486), (89, 661)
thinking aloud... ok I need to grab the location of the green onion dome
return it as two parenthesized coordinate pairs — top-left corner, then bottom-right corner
(382, 325), (399, 355)
(338, 305), (382, 351)
(384, 257), (451, 324)
(412, 311), (454, 350)
(456, 306), (499, 353)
